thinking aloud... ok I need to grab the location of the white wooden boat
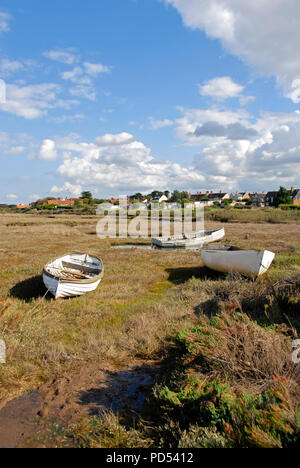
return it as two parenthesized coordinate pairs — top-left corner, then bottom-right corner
(152, 228), (225, 249)
(201, 245), (275, 277)
(43, 254), (104, 299)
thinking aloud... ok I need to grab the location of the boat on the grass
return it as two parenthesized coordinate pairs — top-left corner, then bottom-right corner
(152, 228), (225, 249)
(43, 253), (104, 299)
(201, 245), (275, 277)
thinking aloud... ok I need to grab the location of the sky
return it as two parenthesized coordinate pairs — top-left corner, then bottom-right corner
(1, 0), (300, 203)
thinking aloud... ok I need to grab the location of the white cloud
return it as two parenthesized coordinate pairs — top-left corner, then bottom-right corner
(69, 85), (96, 101)
(62, 68), (94, 101)
(50, 181), (82, 197)
(6, 194), (17, 200)
(83, 62), (112, 76)
(4, 145), (25, 155)
(173, 105), (300, 190)
(193, 121), (258, 140)
(62, 64), (111, 83)
(175, 106), (251, 144)
(0, 82), (77, 119)
(286, 79), (300, 103)
(199, 77), (244, 100)
(38, 139), (57, 161)
(239, 95), (256, 107)
(149, 117), (174, 130)
(44, 133), (205, 193)
(0, 132), (35, 157)
(0, 58), (24, 76)
(0, 11), (11, 33)
(52, 113), (84, 123)
(164, 0), (300, 101)
(95, 132), (135, 146)
(61, 60), (112, 101)
(61, 66), (91, 85)
(44, 49), (79, 65)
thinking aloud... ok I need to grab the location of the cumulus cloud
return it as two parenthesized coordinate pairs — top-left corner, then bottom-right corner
(38, 139), (57, 161)
(6, 194), (17, 200)
(199, 77), (244, 100)
(95, 132), (135, 146)
(51, 181), (82, 197)
(43, 133), (205, 193)
(164, 0), (300, 101)
(173, 105), (300, 189)
(15, 107), (300, 194)
(175, 106), (251, 144)
(193, 121), (258, 140)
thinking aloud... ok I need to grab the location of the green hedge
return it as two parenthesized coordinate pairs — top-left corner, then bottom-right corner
(279, 204), (300, 210)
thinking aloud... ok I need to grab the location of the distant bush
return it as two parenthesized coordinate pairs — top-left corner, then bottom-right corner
(279, 204), (300, 210)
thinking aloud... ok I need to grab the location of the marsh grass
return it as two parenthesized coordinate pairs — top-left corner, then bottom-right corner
(206, 207), (300, 224)
(0, 213), (300, 447)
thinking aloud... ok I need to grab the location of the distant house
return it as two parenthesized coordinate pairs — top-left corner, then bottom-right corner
(17, 204), (30, 209)
(205, 192), (230, 203)
(190, 192), (204, 201)
(230, 191), (250, 202)
(250, 193), (266, 207)
(152, 194), (168, 203)
(190, 191), (229, 205)
(46, 198), (83, 207)
(290, 188), (300, 205)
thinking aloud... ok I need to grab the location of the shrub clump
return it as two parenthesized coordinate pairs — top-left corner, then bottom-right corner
(153, 307), (300, 448)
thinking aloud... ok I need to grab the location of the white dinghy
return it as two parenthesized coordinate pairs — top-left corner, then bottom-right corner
(43, 253), (104, 299)
(152, 228), (225, 249)
(201, 245), (275, 277)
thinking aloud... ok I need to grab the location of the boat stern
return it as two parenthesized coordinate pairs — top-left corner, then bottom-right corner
(258, 250), (275, 276)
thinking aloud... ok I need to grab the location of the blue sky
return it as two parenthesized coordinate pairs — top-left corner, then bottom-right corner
(1, 0), (300, 203)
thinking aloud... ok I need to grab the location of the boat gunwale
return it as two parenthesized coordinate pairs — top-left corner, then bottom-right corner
(43, 253), (104, 284)
(152, 228), (225, 245)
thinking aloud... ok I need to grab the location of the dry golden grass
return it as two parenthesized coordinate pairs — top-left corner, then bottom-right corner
(0, 214), (198, 399)
(0, 212), (299, 408)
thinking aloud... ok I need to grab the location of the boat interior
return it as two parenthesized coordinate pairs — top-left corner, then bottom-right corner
(201, 244), (241, 251)
(45, 255), (102, 280)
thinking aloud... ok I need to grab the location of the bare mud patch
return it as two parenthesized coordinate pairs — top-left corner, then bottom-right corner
(0, 360), (160, 447)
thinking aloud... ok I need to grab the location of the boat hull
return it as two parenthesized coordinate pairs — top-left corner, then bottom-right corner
(43, 253), (103, 299)
(43, 273), (102, 299)
(201, 249), (275, 277)
(152, 228), (225, 249)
